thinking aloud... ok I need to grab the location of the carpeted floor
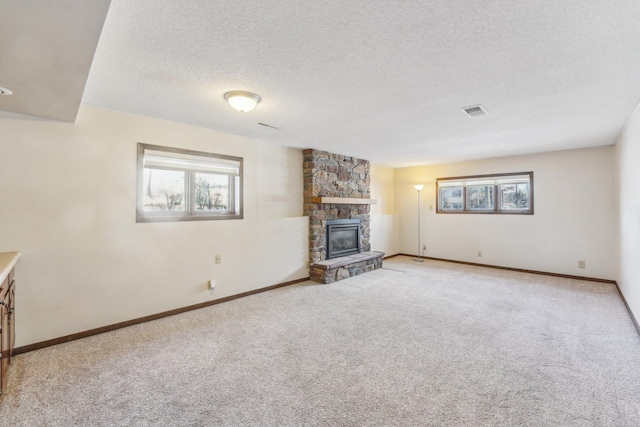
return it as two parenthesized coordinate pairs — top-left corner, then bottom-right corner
(1, 256), (639, 426)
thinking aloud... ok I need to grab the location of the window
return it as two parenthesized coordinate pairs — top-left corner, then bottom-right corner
(436, 172), (533, 214)
(137, 143), (243, 222)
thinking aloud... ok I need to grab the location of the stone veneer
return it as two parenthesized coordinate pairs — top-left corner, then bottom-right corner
(303, 149), (383, 283)
(310, 251), (384, 284)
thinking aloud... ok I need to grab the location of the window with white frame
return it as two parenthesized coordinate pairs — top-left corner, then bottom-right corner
(436, 172), (533, 214)
(136, 143), (243, 222)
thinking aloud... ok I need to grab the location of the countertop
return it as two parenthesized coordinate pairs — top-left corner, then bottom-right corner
(0, 252), (21, 284)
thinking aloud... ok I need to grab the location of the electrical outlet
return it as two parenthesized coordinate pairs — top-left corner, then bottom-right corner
(215, 254), (222, 264)
(477, 251), (482, 257)
(208, 279), (216, 290)
(578, 260), (585, 269)
(422, 245), (426, 250)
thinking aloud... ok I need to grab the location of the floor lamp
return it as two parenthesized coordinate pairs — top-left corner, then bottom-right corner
(413, 184), (424, 262)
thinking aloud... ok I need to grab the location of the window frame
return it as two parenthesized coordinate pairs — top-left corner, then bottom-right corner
(436, 171), (533, 215)
(136, 143), (243, 223)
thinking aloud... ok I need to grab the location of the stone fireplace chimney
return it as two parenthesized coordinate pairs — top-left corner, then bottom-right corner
(303, 149), (383, 283)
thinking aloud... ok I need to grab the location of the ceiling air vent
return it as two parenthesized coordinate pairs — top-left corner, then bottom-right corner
(258, 122), (280, 130)
(462, 104), (487, 118)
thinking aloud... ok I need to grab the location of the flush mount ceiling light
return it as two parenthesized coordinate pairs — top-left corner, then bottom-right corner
(224, 91), (261, 112)
(0, 87), (13, 96)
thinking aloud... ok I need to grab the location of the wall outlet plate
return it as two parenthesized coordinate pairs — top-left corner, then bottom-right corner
(578, 260), (586, 269)
(477, 251), (482, 257)
(215, 254), (221, 264)
(208, 279), (216, 290)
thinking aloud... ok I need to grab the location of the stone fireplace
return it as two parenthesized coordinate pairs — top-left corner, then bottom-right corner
(303, 149), (384, 283)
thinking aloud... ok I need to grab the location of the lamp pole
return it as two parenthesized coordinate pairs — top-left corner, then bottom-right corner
(413, 184), (424, 262)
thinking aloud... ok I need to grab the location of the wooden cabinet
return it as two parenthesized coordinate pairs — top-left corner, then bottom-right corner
(0, 252), (19, 395)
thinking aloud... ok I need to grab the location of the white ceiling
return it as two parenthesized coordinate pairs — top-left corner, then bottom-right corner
(0, 0), (110, 122)
(4, 1), (640, 167)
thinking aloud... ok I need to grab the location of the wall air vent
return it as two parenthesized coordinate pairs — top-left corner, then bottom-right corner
(462, 104), (487, 118)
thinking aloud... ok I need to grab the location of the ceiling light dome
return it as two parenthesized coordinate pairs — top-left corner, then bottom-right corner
(224, 91), (261, 112)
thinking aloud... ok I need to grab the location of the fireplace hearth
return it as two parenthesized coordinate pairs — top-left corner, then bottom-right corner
(326, 219), (361, 259)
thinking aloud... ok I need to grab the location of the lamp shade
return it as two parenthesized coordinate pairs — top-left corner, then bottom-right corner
(224, 91), (261, 112)
(413, 184), (425, 191)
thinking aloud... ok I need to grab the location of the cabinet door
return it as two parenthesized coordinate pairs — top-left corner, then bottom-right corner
(0, 268), (15, 394)
(0, 289), (6, 394)
(7, 276), (14, 364)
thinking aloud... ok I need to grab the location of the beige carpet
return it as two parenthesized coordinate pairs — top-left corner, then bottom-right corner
(1, 256), (639, 426)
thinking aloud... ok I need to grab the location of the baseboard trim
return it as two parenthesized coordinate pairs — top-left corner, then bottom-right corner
(614, 282), (640, 337)
(16, 257), (637, 354)
(397, 254), (615, 284)
(14, 277), (310, 355)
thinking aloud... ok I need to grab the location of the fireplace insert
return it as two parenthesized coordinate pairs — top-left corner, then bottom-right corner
(326, 219), (361, 259)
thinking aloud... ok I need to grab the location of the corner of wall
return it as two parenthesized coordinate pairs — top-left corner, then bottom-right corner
(613, 100), (640, 330)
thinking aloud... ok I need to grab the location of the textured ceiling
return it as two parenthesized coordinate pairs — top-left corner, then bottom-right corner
(10, 0), (640, 167)
(0, 0), (110, 122)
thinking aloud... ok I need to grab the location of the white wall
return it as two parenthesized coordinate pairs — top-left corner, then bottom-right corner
(0, 106), (308, 346)
(615, 105), (640, 323)
(370, 164), (400, 256)
(257, 142), (303, 219)
(395, 147), (616, 280)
